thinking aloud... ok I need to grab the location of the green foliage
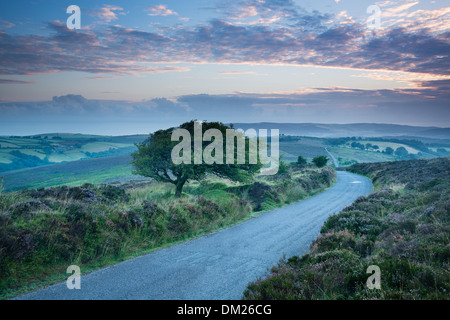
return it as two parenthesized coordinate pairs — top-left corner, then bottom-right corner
(324, 138), (351, 146)
(296, 156), (307, 165)
(312, 155), (328, 168)
(395, 146), (409, 158)
(0, 162), (335, 299)
(0, 151), (51, 172)
(132, 121), (262, 197)
(384, 147), (394, 155)
(351, 142), (365, 150)
(277, 158), (289, 175)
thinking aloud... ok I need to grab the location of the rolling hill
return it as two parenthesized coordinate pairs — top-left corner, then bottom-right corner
(232, 123), (450, 139)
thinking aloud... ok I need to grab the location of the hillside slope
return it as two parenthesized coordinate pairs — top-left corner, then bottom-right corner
(233, 123), (450, 139)
(244, 157), (450, 300)
(1, 164), (336, 299)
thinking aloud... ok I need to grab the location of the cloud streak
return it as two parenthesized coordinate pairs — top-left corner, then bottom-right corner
(0, 79), (34, 84)
(1, 79), (448, 127)
(0, 1), (448, 78)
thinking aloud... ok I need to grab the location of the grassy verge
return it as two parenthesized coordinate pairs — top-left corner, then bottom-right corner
(243, 157), (449, 300)
(0, 164), (336, 300)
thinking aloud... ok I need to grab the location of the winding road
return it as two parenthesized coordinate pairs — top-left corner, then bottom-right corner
(15, 171), (372, 300)
(325, 148), (339, 168)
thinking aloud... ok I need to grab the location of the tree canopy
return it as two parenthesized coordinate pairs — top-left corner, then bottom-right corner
(312, 155), (328, 168)
(297, 155), (307, 165)
(384, 147), (394, 155)
(131, 121), (263, 197)
(395, 146), (409, 158)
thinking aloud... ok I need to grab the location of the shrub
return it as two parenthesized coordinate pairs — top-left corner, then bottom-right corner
(312, 155), (328, 168)
(321, 210), (384, 240)
(99, 185), (130, 202)
(296, 156), (307, 166)
(9, 200), (50, 218)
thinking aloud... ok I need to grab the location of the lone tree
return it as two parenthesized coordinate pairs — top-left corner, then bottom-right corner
(131, 121), (263, 198)
(312, 155), (328, 168)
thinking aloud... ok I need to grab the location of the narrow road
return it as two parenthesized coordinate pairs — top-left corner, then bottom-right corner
(15, 171), (372, 300)
(325, 148), (339, 168)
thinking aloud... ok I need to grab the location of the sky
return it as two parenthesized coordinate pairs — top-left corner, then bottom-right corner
(0, 0), (449, 135)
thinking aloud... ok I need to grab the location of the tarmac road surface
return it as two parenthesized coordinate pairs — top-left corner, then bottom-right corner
(15, 170), (372, 300)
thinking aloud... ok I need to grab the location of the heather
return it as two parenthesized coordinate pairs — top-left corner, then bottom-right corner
(0, 165), (335, 299)
(243, 157), (449, 300)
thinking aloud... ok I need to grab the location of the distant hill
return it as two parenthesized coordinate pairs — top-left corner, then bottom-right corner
(231, 123), (450, 139)
(0, 155), (139, 192)
(0, 134), (147, 173)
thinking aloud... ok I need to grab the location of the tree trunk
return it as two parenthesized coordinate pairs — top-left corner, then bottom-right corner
(174, 178), (186, 198)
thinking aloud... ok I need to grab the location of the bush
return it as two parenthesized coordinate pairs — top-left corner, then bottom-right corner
(312, 155), (328, 168)
(296, 156), (307, 166)
(395, 147), (409, 158)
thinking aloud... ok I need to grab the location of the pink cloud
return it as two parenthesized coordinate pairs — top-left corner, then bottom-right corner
(0, 20), (15, 29)
(148, 5), (178, 16)
(96, 5), (125, 22)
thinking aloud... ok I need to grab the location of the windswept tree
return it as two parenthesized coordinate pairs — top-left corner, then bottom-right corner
(131, 121), (263, 197)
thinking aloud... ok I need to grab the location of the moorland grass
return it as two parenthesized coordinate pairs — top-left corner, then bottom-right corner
(0, 164), (336, 299)
(243, 157), (449, 300)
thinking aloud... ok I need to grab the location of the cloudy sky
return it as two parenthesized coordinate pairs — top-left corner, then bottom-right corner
(0, 0), (449, 135)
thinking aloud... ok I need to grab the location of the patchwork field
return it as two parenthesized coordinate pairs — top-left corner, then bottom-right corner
(0, 134), (145, 173)
(328, 146), (396, 166)
(345, 140), (421, 154)
(1, 133), (449, 192)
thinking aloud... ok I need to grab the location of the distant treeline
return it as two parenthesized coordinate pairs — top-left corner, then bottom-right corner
(84, 146), (137, 159)
(0, 151), (53, 172)
(325, 137), (449, 157)
(325, 137), (429, 151)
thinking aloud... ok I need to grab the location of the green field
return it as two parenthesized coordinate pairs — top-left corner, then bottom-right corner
(0, 134), (146, 173)
(329, 146), (396, 166)
(279, 137), (329, 162)
(1, 133), (449, 192)
(346, 140), (421, 154)
(0, 155), (142, 192)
